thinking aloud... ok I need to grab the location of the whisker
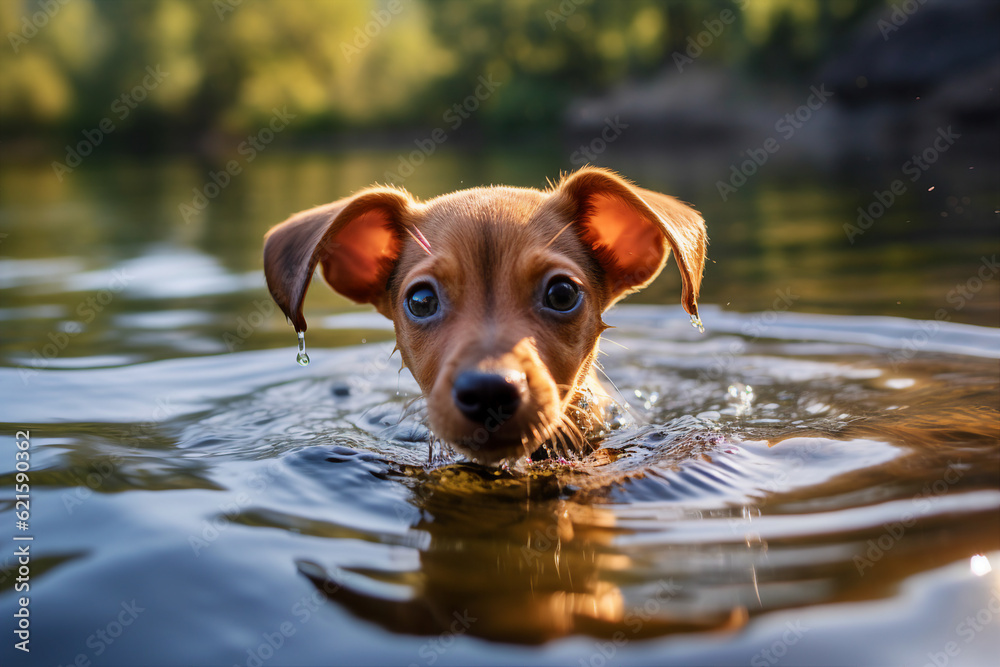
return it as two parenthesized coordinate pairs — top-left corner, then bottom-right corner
(521, 437), (532, 463)
(399, 394), (423, 414)
(403, 225), (433, 256)
(559, 412), (588, 455)
(598, 335), (629, 351)
(533, 413), (555, 459)
(543, 220), (577, 250)
(396, 395), (425, 426)
(593, 364), (631, 414)
(556, 427), (570, 460)
(553, 413), (573, 459)
(566, 419), (583, 452)
(529, 424), (543, 458)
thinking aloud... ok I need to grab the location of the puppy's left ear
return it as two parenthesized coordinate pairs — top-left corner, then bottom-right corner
(554, 167), (707, 318)
(263, 187), (416, 331)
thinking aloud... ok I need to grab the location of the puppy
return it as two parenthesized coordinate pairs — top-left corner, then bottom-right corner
(263, 167), (706, 464)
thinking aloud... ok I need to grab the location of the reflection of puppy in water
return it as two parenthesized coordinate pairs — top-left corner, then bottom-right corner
(264, 167), (707, 463)
(297, 464), (747, 643)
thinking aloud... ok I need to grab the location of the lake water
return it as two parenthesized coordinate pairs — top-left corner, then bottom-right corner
(1, 150), (998, 666)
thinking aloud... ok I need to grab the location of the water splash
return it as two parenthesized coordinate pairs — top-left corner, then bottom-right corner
(690, 313), (705, 333)
(634, 389), (661, 411)
(296, 331), (310, 366)
(727, 383), (754, 413)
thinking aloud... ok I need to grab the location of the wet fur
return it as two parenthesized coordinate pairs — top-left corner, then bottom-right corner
(263, 167), (706, 464)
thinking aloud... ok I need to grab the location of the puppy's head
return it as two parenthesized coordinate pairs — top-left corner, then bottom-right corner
(264, 167), (706, 463)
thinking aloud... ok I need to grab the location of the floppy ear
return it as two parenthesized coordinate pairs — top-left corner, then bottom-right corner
(263, 187), (415, 332)
(554, 167), (707, 318)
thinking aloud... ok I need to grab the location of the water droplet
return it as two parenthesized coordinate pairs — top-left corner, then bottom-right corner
(727, 382), (754, 413)
(296, 331), (310, 366)
(689, 313), (704, 333)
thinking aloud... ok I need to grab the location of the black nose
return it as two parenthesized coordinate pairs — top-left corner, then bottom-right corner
(452, 371), (522, 424)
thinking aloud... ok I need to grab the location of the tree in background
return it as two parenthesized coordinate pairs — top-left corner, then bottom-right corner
(1, 0), (877, 148)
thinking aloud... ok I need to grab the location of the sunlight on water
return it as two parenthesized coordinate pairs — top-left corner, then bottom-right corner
(0, 156), (996, 666)
(727, 382), (755, 415)
(970, 554), (992, 577)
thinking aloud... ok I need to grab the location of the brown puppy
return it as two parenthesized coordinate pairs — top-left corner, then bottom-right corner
(263, 167), (706, 464)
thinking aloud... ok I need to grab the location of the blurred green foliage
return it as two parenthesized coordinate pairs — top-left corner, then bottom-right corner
(1, 0), (876, 146)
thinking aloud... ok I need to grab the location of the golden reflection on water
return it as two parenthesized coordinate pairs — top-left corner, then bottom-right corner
(294, 352), (998, 644)
(1, 155), (996, 651)
(301, 462), (752, 643)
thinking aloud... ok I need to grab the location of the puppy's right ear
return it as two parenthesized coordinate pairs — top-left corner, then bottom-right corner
(263, 187), (416, 332)
(554, 167), (707, 319)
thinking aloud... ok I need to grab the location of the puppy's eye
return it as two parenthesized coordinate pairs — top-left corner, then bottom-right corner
(543, 278), (581, 312)
(406, 285), (439, 319)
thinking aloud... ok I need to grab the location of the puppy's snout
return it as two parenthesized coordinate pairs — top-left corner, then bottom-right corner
(452, 370), (524, 424)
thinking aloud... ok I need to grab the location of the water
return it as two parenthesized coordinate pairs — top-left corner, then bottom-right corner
(296, 331), (310, 367)
(1, 151), (998, 666)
